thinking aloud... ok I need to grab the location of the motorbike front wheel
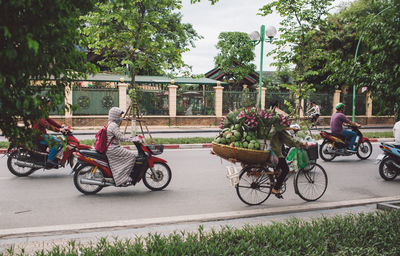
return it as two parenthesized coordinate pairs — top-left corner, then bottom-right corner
(7, 150), (39, 177)
(73, 164), (104, 195)
(379, 158), (398, 181)
(142, 162), (172, 191)
(319, 141), (336, 162)
(356, 141), (373, 160)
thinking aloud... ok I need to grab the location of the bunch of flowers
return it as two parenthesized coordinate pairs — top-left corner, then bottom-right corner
(278, 114), (291, 127)
(218, 117), (226, 129)
(237, 107), (259, 129)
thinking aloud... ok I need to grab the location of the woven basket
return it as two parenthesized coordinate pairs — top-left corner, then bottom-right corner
(212, 142), (270, 164)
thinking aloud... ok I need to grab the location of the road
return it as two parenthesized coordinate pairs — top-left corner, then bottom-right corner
(0, 143), (399, 230)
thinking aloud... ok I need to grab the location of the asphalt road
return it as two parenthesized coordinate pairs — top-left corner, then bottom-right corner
(0, 142), (399, 230)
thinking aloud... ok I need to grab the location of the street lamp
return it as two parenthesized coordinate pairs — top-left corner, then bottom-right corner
(249, 25), (277, 109)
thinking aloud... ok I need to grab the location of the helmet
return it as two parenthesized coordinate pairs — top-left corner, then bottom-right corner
(336, 102), (345, 110)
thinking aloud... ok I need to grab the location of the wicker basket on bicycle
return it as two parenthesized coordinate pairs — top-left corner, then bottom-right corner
(212, 142), (270, 164)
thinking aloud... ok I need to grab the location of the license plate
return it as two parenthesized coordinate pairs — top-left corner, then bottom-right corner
(376, 154), (385, 164)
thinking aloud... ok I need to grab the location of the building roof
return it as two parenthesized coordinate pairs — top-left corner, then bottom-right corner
(72, 73), (228, 85)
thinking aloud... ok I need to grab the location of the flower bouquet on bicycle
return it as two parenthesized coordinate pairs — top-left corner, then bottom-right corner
(211, 108), (328, 206)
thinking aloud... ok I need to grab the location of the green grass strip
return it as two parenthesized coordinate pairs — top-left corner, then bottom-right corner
(2, 210), (399, 256)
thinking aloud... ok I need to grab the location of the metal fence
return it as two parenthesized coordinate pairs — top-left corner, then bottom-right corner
(265, 92), (294, 113)
(137, 89), (168, 115)
(342, 93), (366, 116)
(72, 87), (119, 115)
(177, 89), (215, 115)
(304, 93), (333, 116)
(222, 91), (257, 114)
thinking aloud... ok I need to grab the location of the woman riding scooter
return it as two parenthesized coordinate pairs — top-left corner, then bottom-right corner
(106, 107), (141, 187)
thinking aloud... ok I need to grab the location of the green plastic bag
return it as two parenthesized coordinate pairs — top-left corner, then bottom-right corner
(297, 149), (310, 169)
(286, 147), (298, 162)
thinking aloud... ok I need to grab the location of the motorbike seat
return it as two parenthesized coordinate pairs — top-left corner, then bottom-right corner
(79, 149), (108, 161)
(324, 132), (346, 141)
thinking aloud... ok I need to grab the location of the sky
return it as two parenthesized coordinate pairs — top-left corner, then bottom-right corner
(180, 0), (349, 75)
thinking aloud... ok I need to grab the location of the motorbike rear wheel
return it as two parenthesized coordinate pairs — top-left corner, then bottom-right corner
(73, 164), (104, 195)
(143, 162), (172, 191)
(319, 141), (336, 162)
(7, 150), (39, 177)
(356, 141), (373, 160)
(379, 158), (398, 181)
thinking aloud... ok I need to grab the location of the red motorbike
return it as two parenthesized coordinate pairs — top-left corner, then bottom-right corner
(319, 125), (373, 161)
(72, 140), (171, 195)
(7, 126), (92, 177)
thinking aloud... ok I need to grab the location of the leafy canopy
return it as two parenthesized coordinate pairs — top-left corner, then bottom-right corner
(214, 32), (256, 85)
(0, 0), (95, 146)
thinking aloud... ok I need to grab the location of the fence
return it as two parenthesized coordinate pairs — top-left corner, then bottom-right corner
(72, 87), (119, 115)
(222, 91), (257, 114)
(177, 89), (215, 115)
(137, 89), (168, 115)
(304, 93), (333, 116)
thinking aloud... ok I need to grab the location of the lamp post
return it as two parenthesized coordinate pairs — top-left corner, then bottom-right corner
(249, 25), (277, 109)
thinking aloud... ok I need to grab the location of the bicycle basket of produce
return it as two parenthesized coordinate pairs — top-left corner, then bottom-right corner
(212, 107), (292, 164)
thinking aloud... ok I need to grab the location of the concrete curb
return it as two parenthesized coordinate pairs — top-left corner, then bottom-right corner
(1, 195), (400, 239)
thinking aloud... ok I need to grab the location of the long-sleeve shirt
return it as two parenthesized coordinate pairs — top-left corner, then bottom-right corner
(32, 117), (62, 141)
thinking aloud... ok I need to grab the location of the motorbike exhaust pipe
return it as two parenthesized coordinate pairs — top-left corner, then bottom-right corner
(80, 178), (114, 186)
(15, 161), (43, 169)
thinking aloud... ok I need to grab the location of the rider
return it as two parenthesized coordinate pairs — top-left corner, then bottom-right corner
(330, 102), (360, 152)
(32, 97), (64, 167)
(270, 105), (307, 198)
(307, 101), (320, 124)
(105, 107), (141, 187)
(394, 120), (400, 144)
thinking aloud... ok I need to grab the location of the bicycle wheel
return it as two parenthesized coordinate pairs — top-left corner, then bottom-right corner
(236, 166), (273, 206)
(294, 163), (328, 201)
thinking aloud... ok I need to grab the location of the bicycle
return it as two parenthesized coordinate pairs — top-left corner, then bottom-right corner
(235, 149), (328, 206)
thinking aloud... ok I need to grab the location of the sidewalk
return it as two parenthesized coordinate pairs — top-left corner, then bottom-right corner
(1, 196), (399, 254)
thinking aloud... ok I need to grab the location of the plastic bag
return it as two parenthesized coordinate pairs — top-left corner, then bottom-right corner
(297, 149), (310, 169)
(286, 147), (298, 162)
(269, 149), (279, 166)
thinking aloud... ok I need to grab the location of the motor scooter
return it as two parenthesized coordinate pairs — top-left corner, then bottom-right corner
(376, 142), (400, 180)
(319, 125), (372, 161)
(72, 139), (171, 195)
(7, 126), (92, 177)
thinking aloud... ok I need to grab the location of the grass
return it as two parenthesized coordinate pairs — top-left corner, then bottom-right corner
(0, 131), (394, 149)
(2, 210), (400, 256)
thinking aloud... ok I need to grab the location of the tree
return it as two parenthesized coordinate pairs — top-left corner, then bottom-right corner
(0, 0), (95, 146)
(81, 0), (201, 128)
(259, 0), (334, 116)
(214, 32), (256, 87)
(304, 0), (400, 118)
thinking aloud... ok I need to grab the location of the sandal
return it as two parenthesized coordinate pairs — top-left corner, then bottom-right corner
(271, 189), (283, 199)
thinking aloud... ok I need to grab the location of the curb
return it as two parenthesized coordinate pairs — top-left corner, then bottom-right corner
(1, 195), (400, 239)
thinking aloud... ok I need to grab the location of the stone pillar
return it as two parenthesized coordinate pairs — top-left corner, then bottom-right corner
(214, 81), (224, 117)
(332, 89), (341, 114)
(168, 82), (178, 117)
(261, 87), (267, 110)
(366, 91), (373, 117)
(65, 86), (73, 118)
(118, 83), (129, 113)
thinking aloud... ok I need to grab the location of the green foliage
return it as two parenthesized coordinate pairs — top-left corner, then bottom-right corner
(5, 210), (400, 255)
(81, 0), (202, 116)
(259, 0), (334, 117)
(0, 0), (96, 147)
(214, 32), (256, 85)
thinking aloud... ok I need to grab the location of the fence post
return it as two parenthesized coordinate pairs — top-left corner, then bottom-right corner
(214, 81), (224, 117)
(332, 89), (341, 114)
(65, 86), (73, 121)
(118, 83), (128, 113)
(261, 87), (267, 109)
(168, 81), (178, 117)
(366, 91), (373, 117)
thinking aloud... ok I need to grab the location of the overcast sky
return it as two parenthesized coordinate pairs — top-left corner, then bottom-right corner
(180, 0), (349, 75)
